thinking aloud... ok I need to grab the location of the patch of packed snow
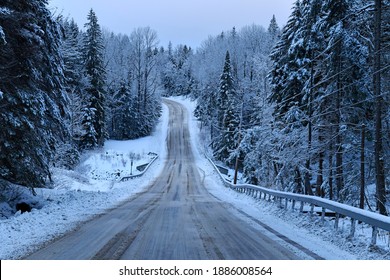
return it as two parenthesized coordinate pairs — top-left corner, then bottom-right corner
(172, 96), (390, 260)
(0, 103), (168, 260)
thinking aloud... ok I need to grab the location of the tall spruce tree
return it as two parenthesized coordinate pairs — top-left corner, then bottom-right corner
(269, 0), (314, 194)
(0, 0), (68, 191)
(268, 15), (281, 43)
(269, 0), (306, 119)
(214, 51), (239, 165)
(61, 19), (86, 143)
(80, 9), (106, 149)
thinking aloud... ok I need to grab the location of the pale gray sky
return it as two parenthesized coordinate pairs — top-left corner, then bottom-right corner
(48, 0), (295, 48)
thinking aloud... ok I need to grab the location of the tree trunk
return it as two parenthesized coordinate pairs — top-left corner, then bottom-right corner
(317, 132), (324, 197)
(374, 0), (388, 215)
(360, 124), (366, 209)
(329, 139), (334, 201)
(335, 42), (344, 202)
(304, 62), (314, 196)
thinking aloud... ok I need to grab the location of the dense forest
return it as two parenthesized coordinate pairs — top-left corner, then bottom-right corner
(0, 1), (162, 193)
(0, 0), (389, 215)
(192, 0), (390, 215)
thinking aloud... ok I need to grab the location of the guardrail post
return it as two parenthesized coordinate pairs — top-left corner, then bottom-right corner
(349, 218), (356, 239)
(284, 198), (288, 210)
(292, 200), (296, 211)
(334, 213), (340, 231)
(300, 201), (304, 212)
(371, 227), (378, 246)
(310, 204), (315, 217)
(321, 207), (326, 224)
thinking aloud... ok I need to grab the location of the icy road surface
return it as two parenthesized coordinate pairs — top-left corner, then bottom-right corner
(26, 99), (321, 260)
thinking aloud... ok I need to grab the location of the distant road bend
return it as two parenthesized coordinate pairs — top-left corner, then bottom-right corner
(26, 99), (322, 260)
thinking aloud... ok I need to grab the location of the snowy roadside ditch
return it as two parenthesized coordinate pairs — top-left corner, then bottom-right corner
(0, 103), (169, 260)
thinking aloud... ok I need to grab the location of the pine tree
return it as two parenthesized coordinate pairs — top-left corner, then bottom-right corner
(269, 0), (313, 193)
(217, 51), (234, 129)
(80, 9), (106, 149)
(61, 19), (87, 143)
(214, 51), (239, 165)
(268, 15), (280, 43)
(0, 0), (68, 191)
(110, 81), (137, 140)
(269, 0), (306, 119)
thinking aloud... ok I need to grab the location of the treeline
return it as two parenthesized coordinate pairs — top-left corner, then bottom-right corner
(191, 0), (389, 215)
(0, 0), (162, 191)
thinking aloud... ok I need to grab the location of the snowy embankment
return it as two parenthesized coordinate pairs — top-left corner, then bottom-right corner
(0, 104), (169, 260)
(172, 96), (390, 260)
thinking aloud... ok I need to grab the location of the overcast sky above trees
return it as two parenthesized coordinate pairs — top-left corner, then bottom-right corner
(49, 0), (295, 48)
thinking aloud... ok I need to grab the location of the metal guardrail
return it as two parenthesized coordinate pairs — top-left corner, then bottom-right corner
(119, 156), (159, 182)
(208, 158), (390, 246)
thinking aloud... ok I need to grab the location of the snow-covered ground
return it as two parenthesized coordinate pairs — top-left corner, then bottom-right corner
(0, 97), (389, 260)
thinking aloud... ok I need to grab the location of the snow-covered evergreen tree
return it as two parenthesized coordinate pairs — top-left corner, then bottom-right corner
(0, 0), (68, 191)
(61, 19), (86, 141)
(80, 9), (106, 149)
(213, 51), (240, 165)
(269, 0), (306, 120)
(110, 82), (137, 140)
(268, 15), (281, 44)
